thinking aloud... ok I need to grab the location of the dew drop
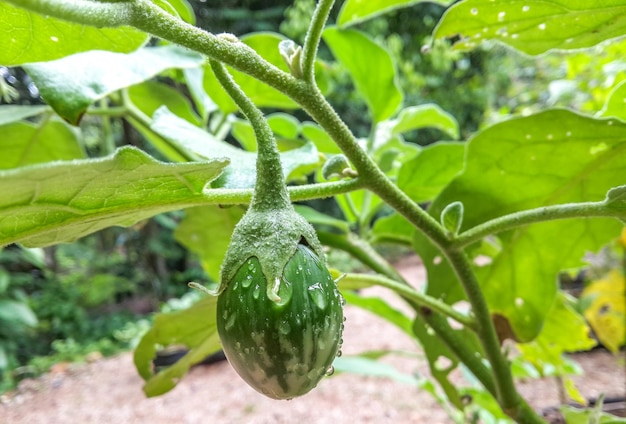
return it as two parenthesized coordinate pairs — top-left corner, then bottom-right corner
(336, 350), (343, 358)
(522, 5), (530, 12)
(279, 321), (291, 335)
(225, 313), (236, 330)
(498, 11), (506, 21)
(325, 366), (335, 377)
(538, 23), (546, 30)
(308, 283), (327, 310)
(242, 275), (252, 288)
(470, 7), (478, 15)
(252, 285), (261, 299)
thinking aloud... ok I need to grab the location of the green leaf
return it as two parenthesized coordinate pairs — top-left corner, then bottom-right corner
(24, 46), (204, 124)
(388, 104), (459, 140)
(150, 107), (319, 189)
(231, 113), (303, 152)
(0, 3), (148, 66)
(337, 0), (450, 27)
(600, 80), (626, 120)
(0, 146), (228, 248)
(371, 213), (414, 245)
(342, 291), (414, 336)
(434, 1), (626, 56)
(128, 80), (201, 127)
(517, 293), (596, 376)
(133, 295), (221, 396)
(203, 32), (298, 113)
(156, 0), (195, 24)
(302, 122), (341, 154)
(0, 299), (37, 327)
(432, 110), (626, 341)
(440, 201), (464, 236)
(398, 141), (465, 203)
(562, 405), (626, 424)
(0, 120), (85, 169)
(333, 355), (418, 385)
(294, 205), (351, 233)
(174, 205), (245, 282)
(323, 27), (403, 123)
(0, 105), (49, 126)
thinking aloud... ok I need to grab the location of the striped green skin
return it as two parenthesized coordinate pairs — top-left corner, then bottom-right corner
(217, 244), (344, 400)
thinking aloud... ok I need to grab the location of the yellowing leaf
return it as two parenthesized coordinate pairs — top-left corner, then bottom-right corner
(582, 270), (626, 353)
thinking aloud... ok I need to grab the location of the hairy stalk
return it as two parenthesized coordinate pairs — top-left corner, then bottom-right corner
(343, 273), (476, 329)
(300, 0), (335, 83)
(454, 201), (619, 248)
(317, 230), (408, 283)
(419, 308), (496, 396)
(209, 59), (289, 212)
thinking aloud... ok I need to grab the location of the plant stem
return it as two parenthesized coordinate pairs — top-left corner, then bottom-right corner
(317, 230), (407, 283)
(343, 273), (476, 329)
(209, 59), (289, 213)
(453, 201), (619, 248)
(419, 307), (495, 395)
(300, 0), (335, 83)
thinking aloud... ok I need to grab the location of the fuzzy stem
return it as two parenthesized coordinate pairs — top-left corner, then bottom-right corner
(317, 230), (407, 283)
(209, 59), (289, 212)
(453, 201), (620, 248)
(301, 0), (335, 83)
(419, 307), (495, 395)
(343, 273), (476, 329)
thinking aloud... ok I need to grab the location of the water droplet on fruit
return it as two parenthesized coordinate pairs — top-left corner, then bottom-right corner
(307, 370), (320, 380)
(308, 283), (327, 310)
(336, 350), (343, 357)
(325, 366), (335, 376)
(253, 285), (261, 299)
(225, 313), (236, 330)
(279, 321), (291, 335)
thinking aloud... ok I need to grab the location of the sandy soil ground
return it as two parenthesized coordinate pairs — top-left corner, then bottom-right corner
(1, 256), (624, 423)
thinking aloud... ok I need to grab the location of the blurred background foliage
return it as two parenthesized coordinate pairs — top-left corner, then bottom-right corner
(1, 0), (625, 394)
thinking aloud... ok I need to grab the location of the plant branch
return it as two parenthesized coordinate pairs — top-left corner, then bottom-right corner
(301, 0), (335, 83)
(343, 273), (476, 329)
(317, 230), (407, 283)
(453, 201), (620, 248)
(201, 178), (364, 206)
(209, 59), (289, 212)
(418, 308), (495, 395)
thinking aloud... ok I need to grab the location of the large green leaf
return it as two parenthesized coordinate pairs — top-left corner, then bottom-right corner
(0, 146), (228, 248)
(323, 27), (402, 123)
(389, 105), (459, 140)
(150, 107), (319, 189)
(0, 120), (85, 169)
(434, 1), (626, 56)
(0, 2), (148, 66)
(174, 205), (245, 282)
(398, 141), (466, 204)
(0, 299), (37, 327)
(203, 32), (298, 113)
(133, 295), (221, 396)
(431, 110), (626, 341)
(600, 80), (626, 120)
(24, 46), (204, 124)
(0, 105), (49, 126)
(338, 0), (449, 27)
(517, 293), (596, 376)
(128, 80), (201, 127)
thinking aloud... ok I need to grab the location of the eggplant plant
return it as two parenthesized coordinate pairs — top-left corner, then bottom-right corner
(1, 0), (626, 422)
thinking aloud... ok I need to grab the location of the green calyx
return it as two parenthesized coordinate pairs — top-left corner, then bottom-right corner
(217, 205), (324, 302)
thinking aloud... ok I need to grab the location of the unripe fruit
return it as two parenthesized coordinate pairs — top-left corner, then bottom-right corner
(217, 244), (344, 400)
